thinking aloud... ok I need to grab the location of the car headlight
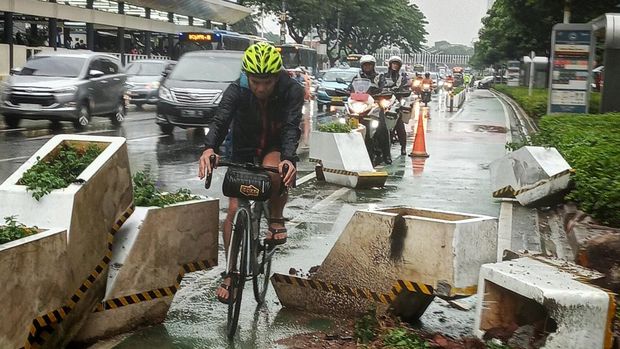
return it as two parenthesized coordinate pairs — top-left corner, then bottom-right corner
(350, 101), (367, 114)
(370, 120), (379, 129)
(146, 81), (160, 90)
(159, 86), (174, 102)
(53, 86), (78, 94)
(423, 84), (430, 90)
(413, 80), (421, 87)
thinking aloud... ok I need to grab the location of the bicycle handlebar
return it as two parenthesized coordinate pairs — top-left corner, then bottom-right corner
(204, 154), (290, 191)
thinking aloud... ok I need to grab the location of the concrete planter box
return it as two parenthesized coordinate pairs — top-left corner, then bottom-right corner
(75, 197), (219, 343)
(0, 227), (67, 348)
(475, 257), (616, 349)
(309, 129), (388, 188)
(0, 135), (133, 347)
(272, 206), (497, 320)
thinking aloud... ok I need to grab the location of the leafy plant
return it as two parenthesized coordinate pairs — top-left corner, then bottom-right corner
(133, 169), (200, 207)
(354, 307), (379, 344)
(382, 328), (430, 349)
(0, 216), (38, 244)
(318, 121), (352, 133)
(19, 143), (102, 200)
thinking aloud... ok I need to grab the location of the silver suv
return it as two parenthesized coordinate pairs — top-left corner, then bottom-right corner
(0, 52), (127, 129)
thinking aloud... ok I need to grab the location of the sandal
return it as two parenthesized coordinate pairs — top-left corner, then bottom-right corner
(217, 276), (233, 304)
(265, 218), (288, 246)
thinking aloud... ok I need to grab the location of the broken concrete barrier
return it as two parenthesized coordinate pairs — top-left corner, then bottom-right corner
(310, 129), (388, 189)
(272, 206), (497, 320)
(74, 197), (219, 343)
(0, 135), (133, 348)
(490, 146), (573, 206)
(475, 256), (616, 349)
(0, 227), (67, 348)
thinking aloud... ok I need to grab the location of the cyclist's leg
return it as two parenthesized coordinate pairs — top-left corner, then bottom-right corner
(262, 151), (288, 242)
(217, 197), (238, 302)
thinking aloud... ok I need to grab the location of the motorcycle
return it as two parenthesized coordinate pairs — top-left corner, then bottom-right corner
(421, 82), (432, 106)
(344, 78), (393, 166)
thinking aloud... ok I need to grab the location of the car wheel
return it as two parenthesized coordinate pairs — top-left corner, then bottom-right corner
(73, 103), (91, 130)
(135, 103), (143, 110)
(50, 120), (62, 130)
(4, 115), (21, 129)
(110, 100), (126, 126)
(159, 123), (174, 135)
(317, 104), (324, 112)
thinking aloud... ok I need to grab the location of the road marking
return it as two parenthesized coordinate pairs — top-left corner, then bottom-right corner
(0, 127), (27, 133)
(296, 172), (316, 186)
(0, 155), (29, 163)
(126, 134), (168, 143)
(493, 91), (513, 146)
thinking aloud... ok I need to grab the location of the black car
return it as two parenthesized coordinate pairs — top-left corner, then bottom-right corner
(156, 50), (243, 135)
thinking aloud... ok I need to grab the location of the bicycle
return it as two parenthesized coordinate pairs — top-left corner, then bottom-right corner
(205, 155), (289, 338)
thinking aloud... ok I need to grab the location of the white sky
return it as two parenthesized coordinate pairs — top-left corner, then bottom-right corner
(262, 0), (491, 47)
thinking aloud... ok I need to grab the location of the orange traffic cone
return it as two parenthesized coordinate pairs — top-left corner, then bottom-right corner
(408, 110), (430, 158)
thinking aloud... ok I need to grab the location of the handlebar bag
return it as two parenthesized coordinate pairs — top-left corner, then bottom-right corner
(222, 167), (273, 201)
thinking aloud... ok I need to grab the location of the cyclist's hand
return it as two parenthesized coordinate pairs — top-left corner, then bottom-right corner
(279, 160), (296, 188)
(198, 148), (218, 179)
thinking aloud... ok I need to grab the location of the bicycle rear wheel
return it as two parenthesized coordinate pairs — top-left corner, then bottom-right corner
(227, 208), (250, 338)
(252, 203), (272, 304)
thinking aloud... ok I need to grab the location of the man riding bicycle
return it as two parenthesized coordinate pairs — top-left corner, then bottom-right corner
(198, 42), (304, 303)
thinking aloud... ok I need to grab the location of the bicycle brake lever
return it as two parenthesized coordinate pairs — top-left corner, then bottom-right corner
(205, 154), (216, 189)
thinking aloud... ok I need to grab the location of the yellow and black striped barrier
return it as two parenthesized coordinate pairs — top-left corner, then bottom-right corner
(23, 204), (135, 349)
(271, 273), (434, 306)
(492, 186), (516, 198)
(94, 258), (217, 312)
(512, 169), (575, 196)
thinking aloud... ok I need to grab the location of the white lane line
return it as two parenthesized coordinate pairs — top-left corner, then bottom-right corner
(493, 90), (513, 146)
(26, 129), (113, 141)
(126, 134), (168, 142)
(296, 172), (316, 187)
(0, 127), (27, 133)
(0, 155), (30, 163)
(447, 106), (465, 121)
(289, 187), (351, 225)
(497, 200), (514, 262)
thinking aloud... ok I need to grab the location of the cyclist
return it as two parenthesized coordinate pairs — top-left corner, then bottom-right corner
(198, 42), (304, 303)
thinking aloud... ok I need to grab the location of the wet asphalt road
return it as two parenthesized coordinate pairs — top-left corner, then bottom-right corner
(0, 90), (513, 348)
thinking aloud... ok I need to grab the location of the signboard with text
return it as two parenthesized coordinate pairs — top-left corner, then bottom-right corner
(548, 24), (595, 114)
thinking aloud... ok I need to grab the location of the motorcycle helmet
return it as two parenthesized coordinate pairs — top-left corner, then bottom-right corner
(359, 55), (376, 65)
(425, 72), (431, 78)
(388, 56), (402, 66)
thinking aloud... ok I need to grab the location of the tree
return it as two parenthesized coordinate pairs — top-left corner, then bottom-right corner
(245, 0), (427, 61)
(471, 0), (620, 68)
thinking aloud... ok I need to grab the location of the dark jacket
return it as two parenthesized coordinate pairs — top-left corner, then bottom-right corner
(349, 70), (385, 93)
(382, 70), (409, 90)
(205, 70), (305, 162)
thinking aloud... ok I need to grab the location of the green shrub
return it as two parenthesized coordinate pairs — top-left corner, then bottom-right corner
(19, 143), (103, 200)
(532, 113), (620, 227)
(494, 85), (602, 119)
(318, 121), (352, 133)
(0, 216), (38, 244)
(133, 169), (200, 207)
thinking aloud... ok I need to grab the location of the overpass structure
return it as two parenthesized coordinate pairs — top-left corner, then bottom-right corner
(376, 50), (471, 71)
(0, 0), (251, 76)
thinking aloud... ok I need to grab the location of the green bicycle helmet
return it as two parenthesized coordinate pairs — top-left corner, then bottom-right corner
(242, 42), (283, 75)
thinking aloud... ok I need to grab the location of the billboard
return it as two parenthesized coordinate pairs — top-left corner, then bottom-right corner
(548, 24), (595, 114)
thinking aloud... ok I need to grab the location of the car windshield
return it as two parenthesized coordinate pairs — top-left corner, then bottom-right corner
(19, 56), (85, 78)
(169, 55), (241, 82)
(322, 70), (358, 83)
(126, 62), (166, 76)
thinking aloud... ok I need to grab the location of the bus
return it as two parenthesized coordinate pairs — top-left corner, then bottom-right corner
(276, 44), (318, 76)
(173, 31), (268, 59)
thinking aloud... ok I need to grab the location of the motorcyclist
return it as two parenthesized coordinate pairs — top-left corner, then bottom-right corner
(422, 72), (434, 91)
(351, 54), (385, 92)
(349, 55), (391, 165)
(444, 74), (455, 92)
(411, 72), (424, 96)
(382, 56), (409, 156)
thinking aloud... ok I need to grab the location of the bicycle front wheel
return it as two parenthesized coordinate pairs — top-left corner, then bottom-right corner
(227, 208), (250, 338)
(252, 203), (272, 304)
